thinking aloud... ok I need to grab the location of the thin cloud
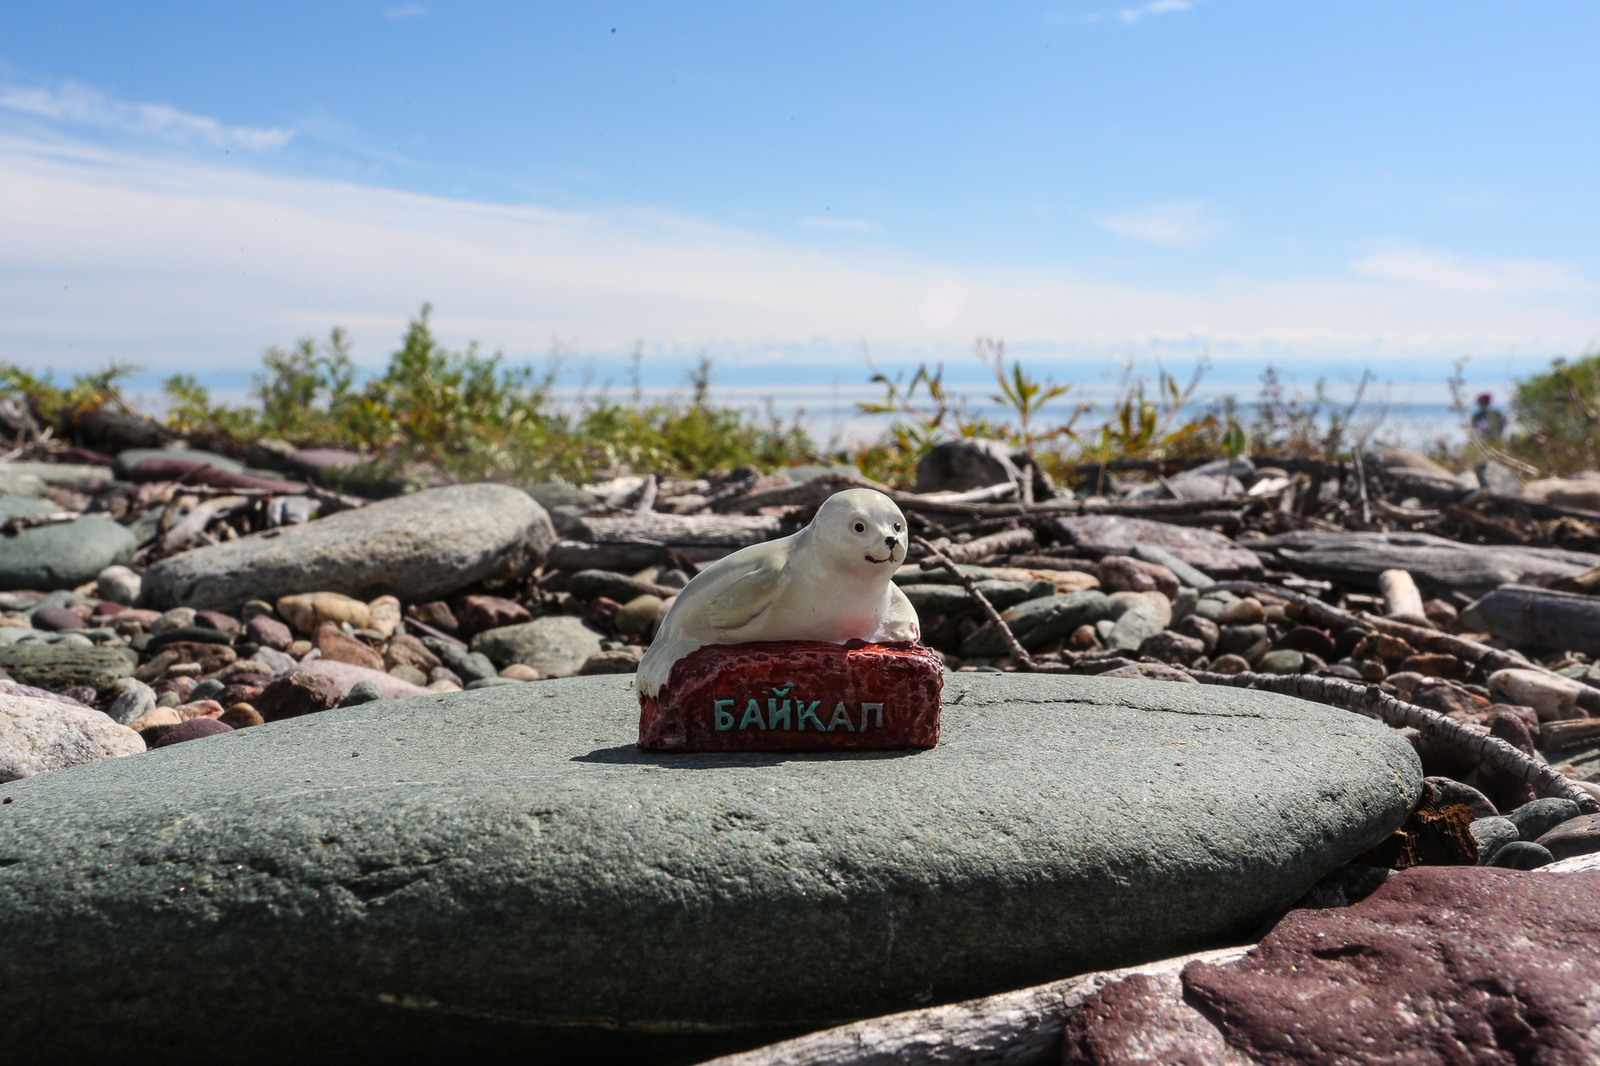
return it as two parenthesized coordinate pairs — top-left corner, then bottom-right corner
(384, 4), (427, 19)
(1352, 249), (1585, 296)
(799, 216), (881, 233)
(1120, 0), (1192, 25)
(0, 80), (292, 151)
(1094, 201), (1228, 245)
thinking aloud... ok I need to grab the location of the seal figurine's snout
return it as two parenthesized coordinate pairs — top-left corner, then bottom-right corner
(885, 535), (898, 548)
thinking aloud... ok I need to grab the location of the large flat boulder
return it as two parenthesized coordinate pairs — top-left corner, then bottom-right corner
(0, 673), (1419, 1062)
(0, 692), (144, 782)
(0, 496), (137, 591)
(139, 484), (556, 611)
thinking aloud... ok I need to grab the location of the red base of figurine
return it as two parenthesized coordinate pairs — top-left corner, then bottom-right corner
(638, 640), (943, 752)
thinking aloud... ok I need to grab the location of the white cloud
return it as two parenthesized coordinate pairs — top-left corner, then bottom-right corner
(1094, 201), (1229, 245)
(384, 4), (427, 19)
(1120, 0), (1192, 25)
(799, 216), (881, 232)
(1351, 249), (1584, 296)
(0, 81), (292, 151)
(0, 130), (1595, 385)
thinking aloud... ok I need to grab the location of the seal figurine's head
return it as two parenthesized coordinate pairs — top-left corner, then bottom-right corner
(809, 489), (908, 576)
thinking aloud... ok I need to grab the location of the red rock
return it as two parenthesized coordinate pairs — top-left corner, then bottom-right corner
(1410, 678), (1488, 716)
(1399, 652), (1469, 679)
(245, 614), (293, 650)
(406, 600), (459, 636)
(1181, 866), (1600, 1063)
(1478, 711), (1539, 812)
(254, 672), (343, 722)
(638, 640), (942, 752)
(586, 596), (621, 629)
(30, 606), (84, 631)
(1093, 556), (1179, 600)
(1537, 813), (1600, 860)
(453, 594), (532, 638)
(153, 676), (197, 701)
(92, 601), (126, 618)
(383, 633), (440, 672)
(1423, 597), (1459, 626)
(175, 699), (225, 720)
(1273, 624), (1335, 659)
(152, 718), (233, 747)
(313, 621), (385, 672)
(1065, 866), (1600, 1064)
(194, 609), (241, 638)
(159, 642), (237, 673)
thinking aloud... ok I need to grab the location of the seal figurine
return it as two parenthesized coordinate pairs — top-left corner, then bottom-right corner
(636, 488), (920, 698)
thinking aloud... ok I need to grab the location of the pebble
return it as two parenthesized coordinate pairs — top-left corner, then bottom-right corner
(245, 615), (292, 650)
(1274, 625), (1335, 659)
(1174, 614), (1219, 654)
(1487, 840), (1554, 869)
(1255, 649), (1304, 675)
(150, 608), (196, 634)
(1468, 816), (1519, 864)
(499, 664), (541, 682)
(31, 607), (85, 632)
(1399, 653), (1468, 679)
(367, 595), (402, 639)
(276, 592), (371, 635)
(1425, 776), (1498, 819)
(453, 595), (532, 637)
(125, 706), (182, 733)
(614, 595), (663, 637)
(151, 719), (233, 747)
(1138, 630), (1206, 666)
(1215, 597), (1264, 625)
(1104, 591), (1171, 653)
(430, 666), (464, 688)
(313, 622), (385, 672)
(426, 679), (462, 692)
(1208, 654), (1251, 675)
(1216, 624), (1268, 658)
(388, 664), (428, 687)
(470, 616), (605, 679)
(1534, 812), (1600, 860)
(106, 682), (157, 726)
(96, 565), (142, 606)
(254, 672), (343, 722)
(578, 649), (642, 675)
(219, 703), (263, 728)
(408, 600), (459, 635)
(1094, 556), (1180, 600)
(338, 681), (384, 707)
(1507, 798), (1581, 842)
(0, 693), (145, 781)
(297, 660), (429, 700)
(249, 646), (296, 676)
(466, 676), (524, 689)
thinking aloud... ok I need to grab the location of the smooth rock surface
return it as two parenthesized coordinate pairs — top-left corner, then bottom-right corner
(140, 484), (556, 611)
(471, 615), (605, 677)
(0, 503), (137, 591)
(0, 692), (144, 781)
(0, 673), (1419, 1060)
(0, 644), (134, 693)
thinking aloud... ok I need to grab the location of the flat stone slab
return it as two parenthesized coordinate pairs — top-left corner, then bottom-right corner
(0, 673), (1419, 1060)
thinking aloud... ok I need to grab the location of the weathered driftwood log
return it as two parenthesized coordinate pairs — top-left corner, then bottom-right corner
(700, 946), (1252, 1066)
(1461, 584), (1600, 657)
(1254, 530), (1600, 597)
(915, 527), (1037, 565)
(1188, 670), (1599, 814)
(577, 513), (798, 547)
(1055, 515), (1263, 578)
(547, 540), (735, 572)
(1378, 568), (1428, 626)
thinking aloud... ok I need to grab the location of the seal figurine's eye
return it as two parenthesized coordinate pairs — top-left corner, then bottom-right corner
(853, 521), (866, 533)
(893, 522), (902, 531)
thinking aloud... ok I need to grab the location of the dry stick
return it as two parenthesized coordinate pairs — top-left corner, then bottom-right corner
(912, 534), (1037, 670)
(0, 511), (81, 535)
(920, 526), (1037, 566)
(1187, 669), (1599, 814)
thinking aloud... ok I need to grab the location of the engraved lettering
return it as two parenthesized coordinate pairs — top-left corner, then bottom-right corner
(713, 699), (736, 731)
(863, 703), (884, 729)
(827, 702), (855, 732)
(769, 698), (797, 730)
(797, 701), (825, 731)
(741, 699), (767, 730)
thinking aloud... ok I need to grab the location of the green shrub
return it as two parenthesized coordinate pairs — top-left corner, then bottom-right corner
(1508, 352), (1600, 475)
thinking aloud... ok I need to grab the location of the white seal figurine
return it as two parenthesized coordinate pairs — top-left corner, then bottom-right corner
(636, 488), (920, 698)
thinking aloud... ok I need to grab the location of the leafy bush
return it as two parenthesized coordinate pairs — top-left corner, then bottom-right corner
(1507, 352), (1600, 475)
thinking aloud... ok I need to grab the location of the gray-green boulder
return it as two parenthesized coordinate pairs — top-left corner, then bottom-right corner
(961, 589), (1113, 657)
(0, 644), (135, 694)
(471, 615), (605, 677)
(0, 498), (137, 591)
(0, 673), (1420, 1060)
(140, 484), (556, 611)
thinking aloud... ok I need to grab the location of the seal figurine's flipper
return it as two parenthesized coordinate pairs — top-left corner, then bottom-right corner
(704, 558), (793, 633)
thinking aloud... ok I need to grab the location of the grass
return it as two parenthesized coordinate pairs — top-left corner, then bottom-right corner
(4, 305), (1594, 488)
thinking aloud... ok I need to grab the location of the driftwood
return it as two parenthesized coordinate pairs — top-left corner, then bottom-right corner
(1460, 584), (1600, 657)
(1254, 530), (1600, 597)
(0, 511), (81, 535)
(699, 946), (1252, 1066)
(548, 539), (735, 572)
(914, 527), (1037, 565)
(914, 535), (1035, 668)
(1188, 670), (1600, 814)
(577, 513), (798, 547)
(1377, 568), (1428, 626)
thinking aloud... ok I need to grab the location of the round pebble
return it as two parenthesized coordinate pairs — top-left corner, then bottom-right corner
(151, 718), (234, 748)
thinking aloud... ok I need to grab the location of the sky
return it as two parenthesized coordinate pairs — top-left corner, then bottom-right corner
(4, 1), (1600, 427)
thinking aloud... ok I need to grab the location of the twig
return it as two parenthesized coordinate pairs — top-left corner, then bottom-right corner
(913, 526), (1036, 565)
(683, 470), (762, 515)
(913, 535), (1035, 669)
(1185, 669), (1599, 814)
(0, 511), (81, 535)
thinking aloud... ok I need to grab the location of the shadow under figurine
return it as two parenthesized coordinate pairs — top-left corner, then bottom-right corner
(636, 488), (943, 751)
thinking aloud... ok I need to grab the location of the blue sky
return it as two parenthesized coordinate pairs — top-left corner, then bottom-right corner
(3, 1), (1599, 420)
